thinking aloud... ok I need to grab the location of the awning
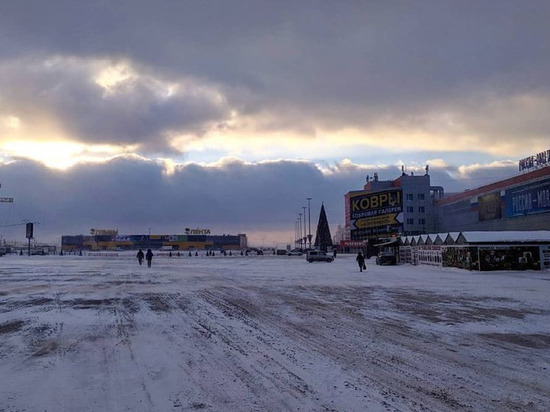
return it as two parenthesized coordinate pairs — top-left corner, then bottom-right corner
(374, 239), (398, 247)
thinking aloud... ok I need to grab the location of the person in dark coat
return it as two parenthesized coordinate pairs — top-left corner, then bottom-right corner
(356, 251), (366, 272)
(136, 249), (144, 266)
(145, 249), (154, 268)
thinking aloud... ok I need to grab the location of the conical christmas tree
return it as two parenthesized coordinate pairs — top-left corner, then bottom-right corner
(314, 203), (333, 251)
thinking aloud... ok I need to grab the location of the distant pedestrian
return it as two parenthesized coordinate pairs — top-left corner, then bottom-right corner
(136, 249), (144, 266)
(356, 251), (366, 272)
(146, 248), (154, 268)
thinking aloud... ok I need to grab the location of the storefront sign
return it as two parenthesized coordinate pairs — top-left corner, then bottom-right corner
(519, 148), (550, 172)
(349, 190), (403, 238)
(185, 228), (211, 235)
(541, 245), (550, 270)
(505, 178), (550, 218)
(90, 229), (118, 236)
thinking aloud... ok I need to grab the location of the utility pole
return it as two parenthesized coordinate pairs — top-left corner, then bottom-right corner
(0, 183), (14, 247)
(294, 220), (298, 248)
(302, 206), (307, 250)
(307, 197), (312, 249)
(298, 213), (303, 251)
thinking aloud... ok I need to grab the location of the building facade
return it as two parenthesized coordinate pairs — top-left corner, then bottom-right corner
(345, 169), (444, 242)
(344, 155), (550, 243)
(436, 166), (550, 233)
(62, 231), (248, 252)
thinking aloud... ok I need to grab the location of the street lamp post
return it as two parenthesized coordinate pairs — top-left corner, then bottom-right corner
(307, 197), (312, 249)
(302, 206), (307, 250)
(295, 220), (299, 249)
(298, 213), (303, 251)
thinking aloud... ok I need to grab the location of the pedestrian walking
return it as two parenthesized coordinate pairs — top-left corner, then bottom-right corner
(136, 249), (144, 266)
(356, 251), (366, 272)
(146, 248), (154, 268)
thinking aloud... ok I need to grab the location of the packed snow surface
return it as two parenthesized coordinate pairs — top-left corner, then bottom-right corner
(1, 253), (550, 411)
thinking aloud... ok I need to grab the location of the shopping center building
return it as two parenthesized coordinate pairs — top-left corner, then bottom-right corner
(61, 229), (248, 252)
(343, 149), (550, 259)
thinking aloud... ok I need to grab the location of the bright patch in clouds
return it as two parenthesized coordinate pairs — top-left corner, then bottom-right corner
(2, 115), (21, 130)
(94, 62), (135, 91)
(1, 140), (133, 170)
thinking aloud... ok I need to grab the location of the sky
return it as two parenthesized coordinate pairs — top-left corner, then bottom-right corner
(0, 1), (549, 246)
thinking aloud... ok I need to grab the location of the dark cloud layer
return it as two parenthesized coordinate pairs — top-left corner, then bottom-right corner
(0, 157), (515, 244)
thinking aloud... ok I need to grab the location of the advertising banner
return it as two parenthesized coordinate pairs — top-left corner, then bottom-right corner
(349, 190), (403, 238)
(478, 192), (502, 221)
(505, 178), (550, 218)
(541, 245), (550, 270)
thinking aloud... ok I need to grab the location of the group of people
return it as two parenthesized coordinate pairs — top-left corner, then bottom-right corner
(137, 247), (369, 272)
(136, 248), (154, 267)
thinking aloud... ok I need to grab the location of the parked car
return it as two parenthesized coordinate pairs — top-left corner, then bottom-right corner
(376, 252), (397, 265)
(287, 249), (303, 256)
(306, 250), (334, 263)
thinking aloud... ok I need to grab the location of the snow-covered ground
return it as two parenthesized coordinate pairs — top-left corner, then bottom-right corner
(1, 253), (549, 411)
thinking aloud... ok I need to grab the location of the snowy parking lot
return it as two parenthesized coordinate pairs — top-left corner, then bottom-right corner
(1, 253), (550, 411)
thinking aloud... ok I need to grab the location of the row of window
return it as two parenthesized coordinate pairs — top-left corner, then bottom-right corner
(406, 206), (426, 213)
(405, 193), (425, 201)
(406, 218), (427, 225)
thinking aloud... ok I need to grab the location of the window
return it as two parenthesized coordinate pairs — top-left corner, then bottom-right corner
(406, 194), (414, 201)
(407, 206), (414, 213)
(418, 206), (425, 213)
(418, 193), (425, 200)
(418, 218), (426, 225)
(406, 218), (414, 225)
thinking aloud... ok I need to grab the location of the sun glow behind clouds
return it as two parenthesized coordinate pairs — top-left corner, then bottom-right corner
(94, 63), (135, 91)
(1, 140), (135, 170)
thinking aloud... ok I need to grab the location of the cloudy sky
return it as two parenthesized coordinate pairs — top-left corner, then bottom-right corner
(0, 1), (549, 246)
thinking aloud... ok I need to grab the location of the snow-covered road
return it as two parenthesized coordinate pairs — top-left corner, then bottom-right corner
(1, 254), (549, 411)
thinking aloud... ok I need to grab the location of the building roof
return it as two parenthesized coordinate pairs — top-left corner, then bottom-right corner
(436, 166), (550, 206)
(459, 231), (550, 244)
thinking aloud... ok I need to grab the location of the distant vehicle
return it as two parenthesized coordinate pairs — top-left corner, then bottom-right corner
(306, 250), (333, 263)
(276, 249), (289, 256)
(376, 252), (397, 265)
(159, 245), (173, 251)
(288, 250), (303, 256)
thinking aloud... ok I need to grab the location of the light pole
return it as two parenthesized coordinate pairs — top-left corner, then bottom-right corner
(307, 197), (312, 249)
(298, 213), (303, 251)
(302, 206), (307, 250)
(295, 220), (299, 249)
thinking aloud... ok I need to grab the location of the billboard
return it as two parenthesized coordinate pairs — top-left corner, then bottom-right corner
(505, 178), (550, 218)
(26, 223), (34, 239)
(478, 192), (502, 221)
(349, 189), (403, 238)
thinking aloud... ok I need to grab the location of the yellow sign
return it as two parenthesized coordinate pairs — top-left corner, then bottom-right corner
(354, 214), (399, 229)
